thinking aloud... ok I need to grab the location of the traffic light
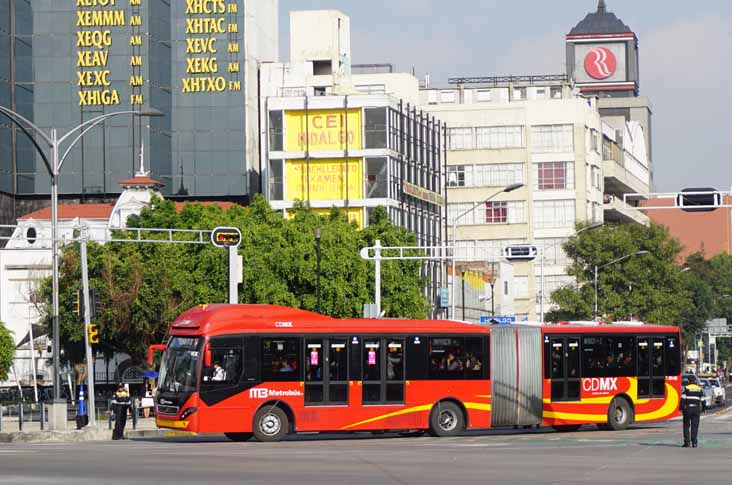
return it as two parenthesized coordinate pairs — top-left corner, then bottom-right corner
(71, 289), (83, 316)
(90, 288), (102, 319)
(676, 187), (721, 213)
(88, 323), (99, 345)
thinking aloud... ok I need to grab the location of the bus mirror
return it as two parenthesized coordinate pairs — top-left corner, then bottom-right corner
(204, 343), (212, 368)
(147, 344), (166, 367)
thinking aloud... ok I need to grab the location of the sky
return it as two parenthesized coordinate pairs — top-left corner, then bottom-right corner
(278, 0), (732, 193)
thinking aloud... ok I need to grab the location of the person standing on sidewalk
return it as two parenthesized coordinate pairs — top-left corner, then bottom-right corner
(680, 374), (704, 448)
(111, 383), (131, 440)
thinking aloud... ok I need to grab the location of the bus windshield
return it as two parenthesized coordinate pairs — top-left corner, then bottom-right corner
(158, 337), (201, 393)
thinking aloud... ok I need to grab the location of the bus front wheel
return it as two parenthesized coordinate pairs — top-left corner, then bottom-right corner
(606, 398), (632, 431)
(253, 406), (289, 442)
(429, 402), (465, 437)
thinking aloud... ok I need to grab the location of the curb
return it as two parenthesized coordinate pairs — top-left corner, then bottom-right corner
(0, 428), (193, 443)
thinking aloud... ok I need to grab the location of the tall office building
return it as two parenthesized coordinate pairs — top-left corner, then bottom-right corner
(0, 0), (278, 227)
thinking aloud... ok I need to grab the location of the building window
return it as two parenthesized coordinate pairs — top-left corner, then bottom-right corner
(475, 126), (524, 149)
(448, 127), (474, 150)
(513, 87), (527, 100)
(531, 125), (574, 153)
(550, 86), (563, 99)
(537, 238), (570, 266)
(365, 107), (387, 149)
(440, 90), (457, 103)
(535, 162), (574, 190)
(533, 200), (576, 229)
(472, 163), (524, 188)
(268, 159), (284, 201)
(366, 157), (388, 198)
(535, 87), (548, 99)
(485, 202), (508, 224)
(268, 111), (283, 151)
(476, 89), (492, 102)
(355, 84), (386, 94)
(447, 166), (465, 187)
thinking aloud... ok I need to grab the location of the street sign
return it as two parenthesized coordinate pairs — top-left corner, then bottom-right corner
(503, 245), (538, 262)
(439, 288), (449, 308)
(480, 315), (516, 325)
(211, 226), (242, 248)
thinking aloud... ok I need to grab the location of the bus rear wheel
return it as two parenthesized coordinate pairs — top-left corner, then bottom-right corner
(429, 402), (465, 437)
(606, 397), (632, 431)
(225, 432), (253, 442)
(253, 406), (289, 442)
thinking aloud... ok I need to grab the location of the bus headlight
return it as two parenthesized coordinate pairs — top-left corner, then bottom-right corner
(180, 407), (198, 420)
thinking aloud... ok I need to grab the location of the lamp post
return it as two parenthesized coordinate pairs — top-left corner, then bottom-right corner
(0, 106), (162, 410)
(538, 222), (603, 323)
(593, 250), (649, 320)
(314, 228), (322, 314)
(450, 183), (523, 320)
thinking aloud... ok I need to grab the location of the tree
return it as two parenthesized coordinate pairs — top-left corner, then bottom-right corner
(0, 322), (14, 381)
(40, 195), (428, 364)
(547, 223), (690, 325)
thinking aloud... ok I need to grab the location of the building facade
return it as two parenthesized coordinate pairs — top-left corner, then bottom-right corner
(0, 0), (278, 227)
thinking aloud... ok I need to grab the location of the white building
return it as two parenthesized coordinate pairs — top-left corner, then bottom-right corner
(421, 77), (650, 321)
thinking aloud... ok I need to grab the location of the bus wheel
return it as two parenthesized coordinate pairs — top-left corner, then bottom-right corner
(552, 425), (582, 432)
(429, 402), (465, 437)
(224, 432), (253, 442)
(253, 406), (289, 442)
(607, 398), (632, 431)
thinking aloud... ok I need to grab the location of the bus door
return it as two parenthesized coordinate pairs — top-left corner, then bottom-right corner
(547, 336), (580, 402)
(304, 338), (349, 406)
(362, 338), (405, 405)
(637, 337), (665, 398)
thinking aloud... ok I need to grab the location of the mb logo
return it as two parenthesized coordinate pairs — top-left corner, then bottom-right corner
(249, 388), (268, 399)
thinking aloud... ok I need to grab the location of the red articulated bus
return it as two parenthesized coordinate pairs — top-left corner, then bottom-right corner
(150, 304), (681, 442)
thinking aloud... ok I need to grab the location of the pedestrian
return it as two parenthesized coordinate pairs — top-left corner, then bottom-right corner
(111, 383), (131, 440)
(680, 374), (704, 448)
(141, 386), (154, 419)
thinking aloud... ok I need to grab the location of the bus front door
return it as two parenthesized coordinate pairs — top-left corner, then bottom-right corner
(549, 337), (580, 402)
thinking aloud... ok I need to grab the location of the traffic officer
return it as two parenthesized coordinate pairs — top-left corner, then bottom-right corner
(680, 374), (704, 448)
(111, 383), (131, 440)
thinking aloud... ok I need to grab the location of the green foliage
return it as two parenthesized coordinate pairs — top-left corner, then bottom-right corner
(547, 223), (690, 326)
(41, 195), (428, 364)
(0, 322), (14, 381)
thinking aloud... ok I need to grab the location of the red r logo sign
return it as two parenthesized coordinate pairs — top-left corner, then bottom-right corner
(584, 47), (617, 80)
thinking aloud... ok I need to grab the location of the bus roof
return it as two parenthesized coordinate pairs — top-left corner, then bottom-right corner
(168, 304), (487, 337)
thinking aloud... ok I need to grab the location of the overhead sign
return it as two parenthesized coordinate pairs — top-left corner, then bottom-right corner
(480, 315), (516, 325)
(211, 227), (242, 248)
(403, 182), (446, 206)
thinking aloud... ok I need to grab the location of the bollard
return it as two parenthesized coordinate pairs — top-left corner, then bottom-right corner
(131, 398), (138, 430)
(18, 400), (24, 432)
(108, 399), (113, 431)
(40, 402), (45, 431)
(0, 403), (3, 433)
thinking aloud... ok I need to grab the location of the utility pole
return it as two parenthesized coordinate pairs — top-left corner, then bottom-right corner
(79, 228), (96, 427)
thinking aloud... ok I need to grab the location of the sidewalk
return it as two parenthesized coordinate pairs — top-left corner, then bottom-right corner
(0, 416), (193, 443)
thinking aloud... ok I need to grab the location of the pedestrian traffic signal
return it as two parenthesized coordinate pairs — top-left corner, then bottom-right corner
(88, 323), (99, 345)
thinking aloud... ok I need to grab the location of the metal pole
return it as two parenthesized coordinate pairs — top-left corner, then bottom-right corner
(491, 281), (495, 316)
(316, 236), (321, 314)
(79, 234), (96, 427)
(593, 265), (598, 321)
(228, 246), (237, 304)
(374, 239), (382, 317)
(51, 129), (60, 402)
(451, 220), (457, 320)
(540, 245), (545, 323)
(461, 267), (466, 321)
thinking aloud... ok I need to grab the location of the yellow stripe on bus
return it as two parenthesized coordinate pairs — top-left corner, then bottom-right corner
(340, 401), (492, 430)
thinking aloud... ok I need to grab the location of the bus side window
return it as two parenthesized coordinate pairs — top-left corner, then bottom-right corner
(242, 337), (259, 383)
(406, 335), (428, 380)
(349, 337), (362, 381)
(665, 335), (681, 376)
(262, 337), (302, 382)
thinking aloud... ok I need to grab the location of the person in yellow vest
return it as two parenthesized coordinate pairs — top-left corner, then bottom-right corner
(111, 383), (131, 440)
(680, 374), (704, 448)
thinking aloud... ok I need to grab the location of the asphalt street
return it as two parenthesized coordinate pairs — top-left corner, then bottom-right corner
(1, 398), (731, 485)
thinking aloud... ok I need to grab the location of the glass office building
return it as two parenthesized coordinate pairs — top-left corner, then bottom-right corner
(0, 0), (266, 202)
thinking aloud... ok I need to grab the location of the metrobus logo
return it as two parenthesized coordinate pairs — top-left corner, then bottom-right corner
(582, 377), (618, 392)
(248, 388), (303, 399)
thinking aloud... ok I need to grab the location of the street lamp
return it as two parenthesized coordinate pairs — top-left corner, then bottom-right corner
(593, 250), (649, 320)
(0, 106), (163, 408)
(314, 228), (322, 314)
(451, 183), (523, 319)
(538, 222), (603, 323)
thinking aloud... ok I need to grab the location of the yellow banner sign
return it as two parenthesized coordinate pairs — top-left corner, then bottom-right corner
(287, 207), (364, 229)
(286, 158), (364, 201)
(285, 109), (363, 152)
